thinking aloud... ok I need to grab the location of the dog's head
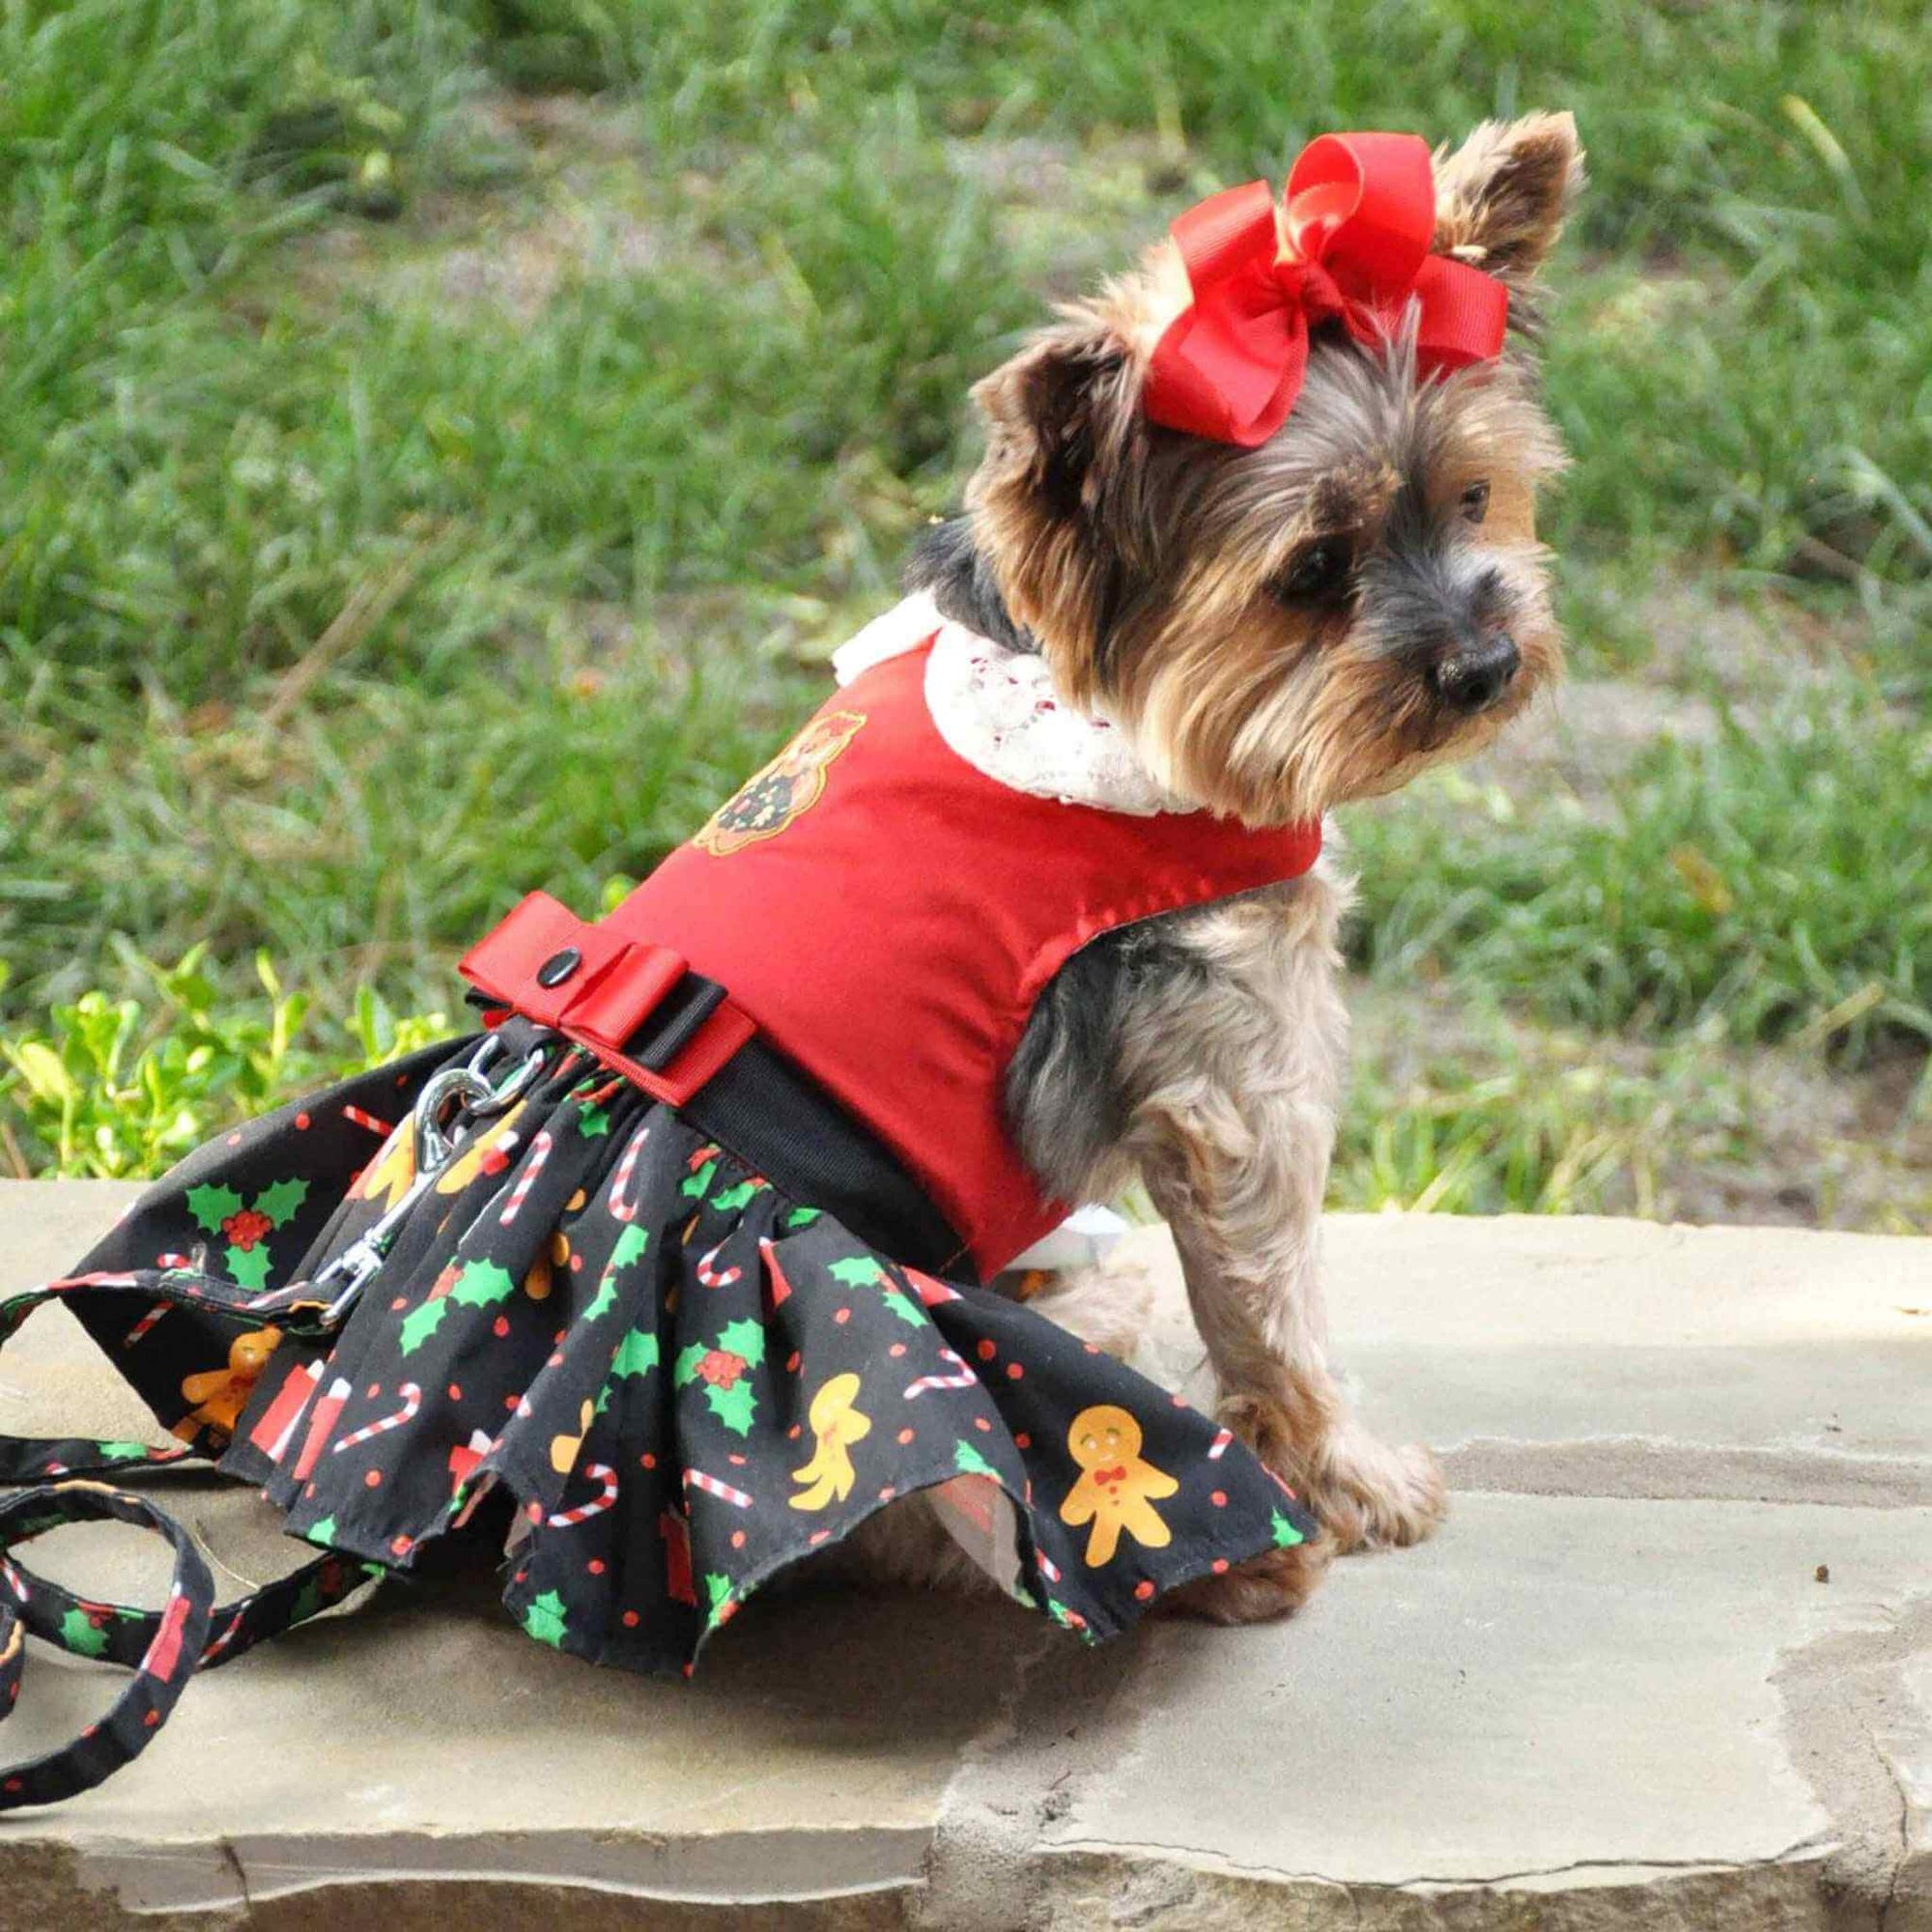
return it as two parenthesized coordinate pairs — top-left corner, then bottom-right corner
(961, 113), (1583, 826)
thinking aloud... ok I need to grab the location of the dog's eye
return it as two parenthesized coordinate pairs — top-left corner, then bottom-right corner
(1273, 537), (1354, 606)
(1461, 480), (1491, 526)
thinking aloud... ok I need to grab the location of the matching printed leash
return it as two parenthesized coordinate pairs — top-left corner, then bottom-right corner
(0, 1269), (376, 1811)
(0, 1033), (556, 1808)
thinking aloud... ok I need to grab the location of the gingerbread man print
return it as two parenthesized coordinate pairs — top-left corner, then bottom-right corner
(1059, 1404), (1179, 1566)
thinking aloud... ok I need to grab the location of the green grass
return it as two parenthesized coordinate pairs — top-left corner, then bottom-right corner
(2, 0), (1927, 1226)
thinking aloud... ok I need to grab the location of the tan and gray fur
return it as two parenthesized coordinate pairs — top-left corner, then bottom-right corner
(837, 114), (1584, 1620)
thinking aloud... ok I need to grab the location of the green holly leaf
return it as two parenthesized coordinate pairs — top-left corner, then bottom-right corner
(953, 1440), (997, 1480)
(709, 1180), (756, 1213)
(881, 1289), (923, 1328)
(704, 1378), (756, 1437)
(827, 1256), (886, 1288)
(225, 1242), (272, 1292)
(398, 1297), (449, 1357)
(784, 1207), (821, 1229)
(522, 1588), (570, 1649)
(610, 1329), (660, 1378)
(60, 1607), (107, 1658)
(715, 1317), (766, 1370)
(680, 1160), (717, 1201)
(304, 1516), (338, 1548)
(609, 1225), (649, 1271)
(1270, 1510), (1306, 1549)
(583, 1275), (617, 1322)
(673, 1343), (707, 1388)
(1045, 1597), (1074, 1629)
(253, 1177), (310, 1229)
(449, 1259), (518, 1308)
(577, 1104), (611, 1141)
(185, 1183), (243, 1236)
(95, 1440), (152, 1462)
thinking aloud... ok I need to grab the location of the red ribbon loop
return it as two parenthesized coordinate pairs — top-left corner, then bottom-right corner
(1143, 132), (1510, 448)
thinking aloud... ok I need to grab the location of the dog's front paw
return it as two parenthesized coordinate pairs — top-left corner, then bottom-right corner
(1153, 1533), (1336, 1625)
(1307, 1430), (1447, 1553)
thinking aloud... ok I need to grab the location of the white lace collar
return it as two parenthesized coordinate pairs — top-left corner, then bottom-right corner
(831, 593), (1194, 816)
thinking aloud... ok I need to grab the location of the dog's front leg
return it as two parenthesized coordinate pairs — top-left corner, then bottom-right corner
(1123, 885), (1446, 1598)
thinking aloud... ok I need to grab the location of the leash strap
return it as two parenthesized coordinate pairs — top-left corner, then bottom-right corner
(0, 1269), (376, 1810)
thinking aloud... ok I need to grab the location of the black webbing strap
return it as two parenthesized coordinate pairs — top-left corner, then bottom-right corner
(0, 1270), (377, 1810)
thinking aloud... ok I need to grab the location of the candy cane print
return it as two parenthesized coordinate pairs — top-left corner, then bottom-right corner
(1207, 1427), (1234, 1461)
(903, 1349), (978, 1399)
(341, 1104), (392, 1139)
(696, 1240), (741, 1289)
(330, 1381), (422, 1458)
(498, 1129), (554, 1227)
(546, 1461), (618, 1529)
(1037, 1551), (1062, 1585)
(200, 1610), (245, 1666)
(122, 1302), (172, 1349)
(683, 1467), (753, 1510)
(608, 1123), (651, 1224)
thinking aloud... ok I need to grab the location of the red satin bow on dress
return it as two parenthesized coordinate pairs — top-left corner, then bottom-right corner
(1143, 131), (1510, 447)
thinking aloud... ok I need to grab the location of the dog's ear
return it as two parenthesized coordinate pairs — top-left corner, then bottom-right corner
(1432, 111), (1585, 286)
(970, 320), (1143, 526)
(966, 315), (1151, 696)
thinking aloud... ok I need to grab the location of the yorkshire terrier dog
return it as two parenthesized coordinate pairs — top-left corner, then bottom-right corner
(839, 111), (1584, 1620)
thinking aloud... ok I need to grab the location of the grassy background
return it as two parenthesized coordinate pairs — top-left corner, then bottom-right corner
(2, 0), (1926, 1228)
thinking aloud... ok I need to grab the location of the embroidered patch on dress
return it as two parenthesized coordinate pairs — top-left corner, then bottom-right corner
(693, 711), (867, 857)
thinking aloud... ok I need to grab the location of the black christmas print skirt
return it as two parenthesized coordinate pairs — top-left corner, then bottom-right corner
(0, 1024), (1315, 1802)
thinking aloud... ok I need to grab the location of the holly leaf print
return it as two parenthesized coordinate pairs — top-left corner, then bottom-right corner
(609, 1225), (649, 1271)
(703, 1378), (756, 1437)
(449, 1260), (518, 1309)
(715, 1317), (766, 1370)
(304, 1516), (338, 1548)
(95, 1440), (152, 1462)
(582, 1274), (617, 1323)
(881, 1289), (923, 1328)
(610, 1329), (660, 1378)
(224, 1242), (272, 1293)
(60, 1608), (107, 1659)
(185, 1183), (243, 1236)
(703, 1573), (734, 1623)
(827, 1256), (886, 1288)
(1270, 1510), (1306, 1549)
(398, 1296), (449, 1357)
(672, 1343), (707, 1389)
(953, 1440), (997, 1480)
(253, 1178), (309, 1229)
(577, 1104), (611, 1141)
(784, 1207), (821, 1230)
(522, 1588), (570, 1648)
(680, 1161), (717, 1202)
(709, 1180), (758, 1214)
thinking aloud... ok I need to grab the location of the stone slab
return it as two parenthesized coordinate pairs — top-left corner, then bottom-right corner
(0, 1181), (1927, 1929)
(1120, 1215), (1932, 1502)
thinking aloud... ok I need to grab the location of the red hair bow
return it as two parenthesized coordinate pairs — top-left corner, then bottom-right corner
(1143, 132), (1510, 447)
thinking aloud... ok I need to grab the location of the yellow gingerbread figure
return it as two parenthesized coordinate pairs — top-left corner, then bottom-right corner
(1060, 1404), (1178, 1566)
(176, 1326), (284, 1438)
(788, 1373), (871, 1512)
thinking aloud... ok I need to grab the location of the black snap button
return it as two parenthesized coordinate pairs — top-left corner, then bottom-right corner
(536, 948), (582, 989)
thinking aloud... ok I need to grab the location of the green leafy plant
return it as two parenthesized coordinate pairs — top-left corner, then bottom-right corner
(0, 948), (450, 1179)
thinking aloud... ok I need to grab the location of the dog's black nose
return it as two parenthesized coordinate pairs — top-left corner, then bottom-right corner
(1430, 633), (1520, 715)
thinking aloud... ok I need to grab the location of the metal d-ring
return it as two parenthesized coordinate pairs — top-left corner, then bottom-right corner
(293, 1030), (560, 1326)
